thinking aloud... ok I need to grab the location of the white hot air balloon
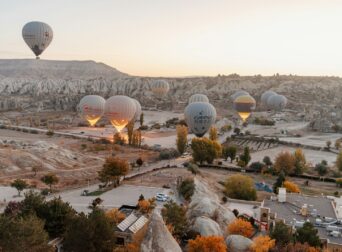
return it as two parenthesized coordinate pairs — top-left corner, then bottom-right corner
(231, 90), (250, 101)
(22, 21), (53, 59)
(261, 90), (277, 107)
(189, 94), (209, 104)
(184, 102), (216, 137)
(267, 94), (287, 112)
(105, 95), (136, 132)
(131, 98), (142, 121)
(79, 95), (105, 126)
(151, 80), (170, 97)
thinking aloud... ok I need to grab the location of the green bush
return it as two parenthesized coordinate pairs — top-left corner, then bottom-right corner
(178, 178), (195, 201)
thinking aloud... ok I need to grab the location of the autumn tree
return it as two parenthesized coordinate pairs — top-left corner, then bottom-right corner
(293, 148), (306, 175)
(138, 199), (151, 214)
(161, 201), (188, 240)
(176, 125), (188, 154)
(270, 221), (292, 247)
(274, 151), (295, 175)
(188, 235), (227, 252)
(126, 120), (135, 145)
(223, 146), (237, 163)
(41, 173), (59, 191)
(132, 129), (142, 147)
(227, 218), (254, 237)
(11, 179), (28, 197)
(251, 235), (275, 252)
(224, 174), (257, 201)
(98, 157), (129, 187)
(191, 137), (217, 164)
(295, 222), (321, 247)
(113, 132), (126, 145)
(336, 151), (342, 171)
(106, 208), (126, 225)
(0, 214), (53, 252)
(283, 180), (300, 193)
(209, 126), (218, 141)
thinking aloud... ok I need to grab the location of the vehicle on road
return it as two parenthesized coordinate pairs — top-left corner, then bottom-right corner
(156, 193), (169, 202)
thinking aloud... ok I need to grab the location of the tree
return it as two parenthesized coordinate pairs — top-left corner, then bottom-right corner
(293, 148), (306, 175)
(126, 120), (135, 145)
(41, 173), (59, 191)
(251, 235), (275, 252)
(0, 214), (53, 252)
(335, 140), (341, 150)
(295, 222), (321, 247)
(139, 112), (144, 127)
(178, 178), (195, 201)
(336, 151), (342, 171)
(63, 209), (116, 252)
(273, 171), (286, 194)
(270, 221), (292, 247)
(326, 140), (332, 150)
(136, 157), (143, 168)
(191, 137), (217, 164)
(224, 174), (257, 201)
(274, 151), (295, 175)
(278, 242), (320, 252)
(188, 235), (227, 252)
(239, 147), (251, 166)
(263, 156), (273, 167)
(132, 130), (142, 147)
(209, 126), (218, 141)
(227, 218), (254, 237)
(315, 160), (328, 176)
(138, 199), (151, 214)
(233, 127), (241, 135)
(250, 162), (264, 172)
(187, 163), (200, 175)
(113, 132), (125, 145)
(20, 190), (45, 216)
(283, 180), (300, 193)
(161, 201), (188, 240)
(4, 201), (22, 217)
(223, 146), (237, 163)
(176, 125), (188, 154)
(11, 179), (28, 196)
(98, 157), (129, 187)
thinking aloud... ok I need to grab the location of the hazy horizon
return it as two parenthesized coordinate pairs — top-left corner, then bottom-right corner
(1, 0), (342, 77)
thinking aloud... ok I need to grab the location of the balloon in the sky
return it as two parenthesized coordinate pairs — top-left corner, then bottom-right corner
(22, 21), (53, 59)
(79, 95), (105, 126)
(266, 94), (287, 112)
(261, 90), (277, 107)
(131, 98), (142, 120)
(151, 80), (170, 97)
(231, 90), (250, 101)
(189, 94), (209, 104)
(105, 95), (136, 132)
(184, 102), (216, 137)
(233, 95), (256, 122)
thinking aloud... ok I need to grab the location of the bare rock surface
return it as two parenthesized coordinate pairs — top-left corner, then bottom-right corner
(192, 216), (223, 236)
(226, 235), (253, 252)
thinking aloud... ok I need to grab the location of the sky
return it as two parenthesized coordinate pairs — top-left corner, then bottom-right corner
(1, 0), (342, 77)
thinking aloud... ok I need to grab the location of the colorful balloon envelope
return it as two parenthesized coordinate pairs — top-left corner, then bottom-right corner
(79, 95), (105, 126)
(233, 95), (256, 122)
(22, 21), (53, 59)
(189, 94), (209, 104)
(184, 102), (216, 137)
(231, 90), (250, 101)
(105, 95), (136, 132)
(151, 80), (170, 97)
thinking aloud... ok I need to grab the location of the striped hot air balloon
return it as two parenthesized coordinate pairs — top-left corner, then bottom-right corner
(233, 95), (256, 122)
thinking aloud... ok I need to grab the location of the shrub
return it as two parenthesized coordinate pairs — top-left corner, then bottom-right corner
(188, 235), (227, 252)
(178, 178), (195, 201)
(224, 174), (257, 201)
(46, 130), (54, 136)
(250, 162), (264, 172)
(283, 181), (300, 193)
(227, 218), (254, 237)
(159, 148), (180, 160)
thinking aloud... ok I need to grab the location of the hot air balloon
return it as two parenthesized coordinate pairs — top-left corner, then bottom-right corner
(189, 94), (209, 104)
(151, 80), (170, 97)
(266, 94), (287, 112)
(184, 102), (216, 137)
(22, 21), (53, 59)
(233, 95), (256, 122)
(131, 98), (142, 120)
(79, 95), (105, 126)
(261, 90), (277, 107)
(231, 90), (250, 101)
(105, 95), (136, 132)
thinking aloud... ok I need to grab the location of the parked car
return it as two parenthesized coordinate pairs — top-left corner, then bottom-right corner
(156, 193), (169, 202)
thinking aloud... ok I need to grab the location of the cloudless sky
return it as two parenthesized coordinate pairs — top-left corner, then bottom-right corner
(1, 0), (342, 77)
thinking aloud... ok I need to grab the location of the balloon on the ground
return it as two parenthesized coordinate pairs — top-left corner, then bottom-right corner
(184, 102), (216, 137)
(131, 98), (142, 120)
(105, 95), (136, 132)
(267, 94), (287, 112)
(261, 90), (277, 107)
(233, 95), (256, 122)
(79, 95), (105, 126)
(231, 90), (250, 101)
(22, 21), (53, 59)
(189, 94), (209, 104)
(151, 80), (170, 97)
